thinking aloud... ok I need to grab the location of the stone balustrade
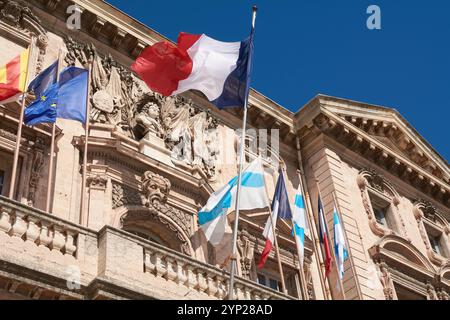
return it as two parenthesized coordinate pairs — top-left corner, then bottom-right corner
(0, 196), (294, 300)
(0, 196), (87, 257)
(143, 244), (291, 300)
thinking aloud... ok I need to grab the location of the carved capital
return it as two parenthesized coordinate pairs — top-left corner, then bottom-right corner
(87, 174), (108, 190)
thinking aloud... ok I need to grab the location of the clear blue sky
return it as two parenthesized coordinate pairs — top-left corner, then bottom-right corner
(108, 0), (449, 162)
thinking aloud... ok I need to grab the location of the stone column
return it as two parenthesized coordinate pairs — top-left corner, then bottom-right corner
(87, 172), (109, 231)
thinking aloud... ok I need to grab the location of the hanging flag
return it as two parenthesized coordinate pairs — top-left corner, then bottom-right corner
(0, 49), (30, 103)
(293, 185), (308, 266)
(198, 157), (268, 246)
(56, 66), (88, 123)
(132, 29), (254, 109)
(334, 206), (348, 280)
(25, 66), (88, 125)
(257, 168), (292, 269)
(28, 61), (58, 98)
(318, 196), (332, 278)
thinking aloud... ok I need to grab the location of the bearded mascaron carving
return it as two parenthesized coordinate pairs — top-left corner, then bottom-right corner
(63, 37), (220, 180)
(141, 171), (171, 207)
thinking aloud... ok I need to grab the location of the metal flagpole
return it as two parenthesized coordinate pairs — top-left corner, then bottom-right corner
(279, 163), (309, 299)
(315, 179), (346, 298)
(295, 137), (330, 299)
(263, 175), (287, 294)
(79, 62), (92, 226)
(45, 49), (64, 213)
(9, 36), (36, 200)
(228, 5), (257, 300)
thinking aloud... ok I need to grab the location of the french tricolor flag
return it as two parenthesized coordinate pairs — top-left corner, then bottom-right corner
(258, 169), (292, 269)
(132, 29), (254, 109)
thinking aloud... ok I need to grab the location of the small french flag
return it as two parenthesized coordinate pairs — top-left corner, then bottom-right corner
(132, 29), (254, 109)
(258, 169), (292, 269)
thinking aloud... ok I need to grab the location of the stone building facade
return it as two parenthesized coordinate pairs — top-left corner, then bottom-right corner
(0, 0), (448, 300)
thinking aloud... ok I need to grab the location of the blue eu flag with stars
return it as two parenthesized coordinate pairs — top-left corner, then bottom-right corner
(25, 63), (88, 126)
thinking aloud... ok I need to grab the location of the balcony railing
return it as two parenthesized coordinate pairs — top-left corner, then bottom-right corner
(0, 196), (294, 300)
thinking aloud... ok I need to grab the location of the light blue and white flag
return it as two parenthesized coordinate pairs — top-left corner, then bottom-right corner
(333, 206), (348, 280)
(293, 185), (308, 265)
(198, 157), (269, 245)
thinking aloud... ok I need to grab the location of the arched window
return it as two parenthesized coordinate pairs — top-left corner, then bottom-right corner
(357, 169), (407, 238)
(413, 201), (450, 266)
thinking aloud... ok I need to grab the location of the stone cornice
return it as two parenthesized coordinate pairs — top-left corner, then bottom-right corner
(296, 96), (450, 207)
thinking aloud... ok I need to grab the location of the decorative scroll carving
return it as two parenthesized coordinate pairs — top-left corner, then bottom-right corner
(237, 229), (256, 280)
(413, 201), (449, 266)
(357, 169), (409, 239)
(0, 0), (48, 73)
(27, 138), (45, 206)
(112, 183), (141, 209)
(426, 282), (439, 300)
(376, 261), (398, 300)
(87, 174), (108, 190)
(304, 257), (316, 300)
(63, 37), (220, 180)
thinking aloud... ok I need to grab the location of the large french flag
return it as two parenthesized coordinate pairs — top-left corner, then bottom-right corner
(131, 30), (254, 109)
(258, 169), (292, 269)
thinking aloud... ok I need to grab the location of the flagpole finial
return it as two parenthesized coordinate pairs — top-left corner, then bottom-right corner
(252, 5), (258, 12)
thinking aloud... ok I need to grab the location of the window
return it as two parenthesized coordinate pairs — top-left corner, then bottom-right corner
(373, 205), (388, 226)
(0, 170), (4, 195)
(394, 284), (427, 300)
(257, 273), (280, 291)
(428, 235), (442, 255)
(369, 193), (394, 230)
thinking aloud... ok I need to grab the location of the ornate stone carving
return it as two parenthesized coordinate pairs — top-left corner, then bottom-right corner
(120, 207), (193, 256)
(377, 261), (397, 300)
(357, 169), (409, 239)
(413, 201), (449, 266)
(87, 174), (108, 190)
(304, 257), (316, 300)
(27, 138), (45, 207)
(426, 282), (439, 300)
(237, 229), (255, 280)
(112, 183), (141, 209)
(132, 93), (163, 138)
(141, 171), (171, 207)
(63, 37), (220, 180)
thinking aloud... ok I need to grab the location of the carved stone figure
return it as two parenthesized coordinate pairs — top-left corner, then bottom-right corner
(27, 138), (45, 206)
(141, 171), (171, 207)
(237, 229), (255, 279)
(377, 261), (397, 300)
(133, 94), (163, 138)
(63, 37), (221, 180)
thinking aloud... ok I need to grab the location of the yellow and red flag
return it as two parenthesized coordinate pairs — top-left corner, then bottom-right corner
(0, 49), (30, 103)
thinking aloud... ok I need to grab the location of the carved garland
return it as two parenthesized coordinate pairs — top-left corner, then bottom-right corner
(114, 171), (193, 256)
(357, 169), (408, 239)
